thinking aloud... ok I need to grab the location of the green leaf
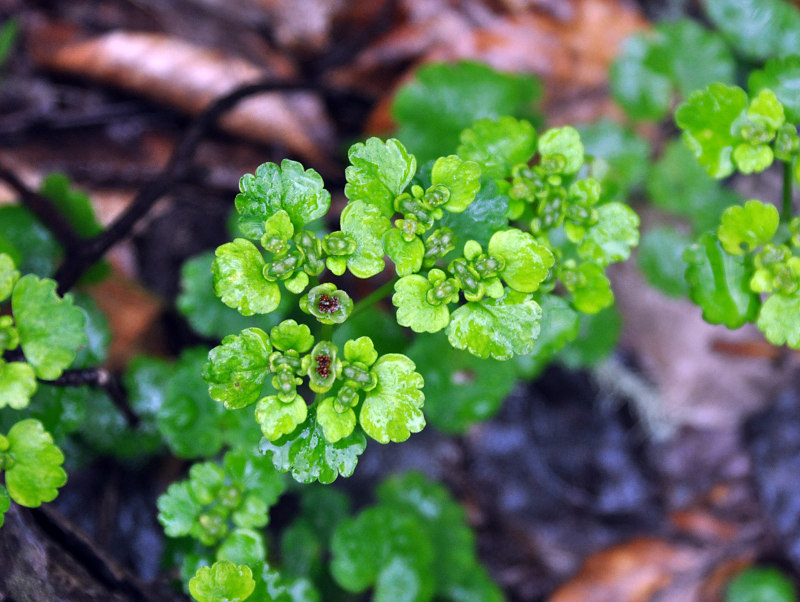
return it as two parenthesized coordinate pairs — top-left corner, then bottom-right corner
(158, 348), (234, 459)
(235, 160), (330, 237)
(250, 563), (320, 602)
(377, 473), (503, 601)
(259, 414), (366, 484)
(675, 83), (748, 179)
(213, 239), (280, 316)
(718, 200), (779, 255)
(733, 143), (774, 174)
(683, 232), (760, 329)
(0, 485), (9, 528)
(39, 173), (103, 237)
(430, 155), (481, 213)
(157, 480), (201, 537)
(383, 229), (424, 277)
(216, 529), (266, 566)
(0, 361), (36, 410)
(726, 566), (797, 602)
(4, 419), (66, 507)
(750, 56), (800, 123)
(178, 252), (284, 339)
(611, 20), (735, 121)
(344, 138), (416, 217)
(255, 394), (308, 441)
(457, 116), (537, 180)
(12, 275), (88, 380)
(538, 126), (584, 175)
(316, 397), (356, 443)
(578, 202), (640, 266)
(339, 200), (391, 278)
(637, 226), (691, 298)
(0, 252), (19, 302)
(343, 336), (379, 366)
(647, 140), (741, 232)
(610, 33), (671, 121)
(408, 333), (515, 433)
(189, 561), (255, 602)
(393, 274), (451, 334)
(270, 320), (314, 353)
(488, 228), (554, 292)
(359, 353), (425, 444)
(0, 206), (61, 278)
(204, 328), (272, 410)
(393, 60), (542, 164)
(578, 120), (650, 203)
(757, 292), (800, 348)
(331, 506), (435, 602)
(704, 0), (800, 62)
(513, 293), (580, 379)
(447, 293), (542, 360)
(564, 263), (614, 314)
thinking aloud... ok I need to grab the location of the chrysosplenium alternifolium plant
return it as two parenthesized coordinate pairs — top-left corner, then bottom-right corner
(203, 117), (640, 483)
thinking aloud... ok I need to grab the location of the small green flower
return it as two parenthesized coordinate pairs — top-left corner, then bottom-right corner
(300, 283), (353, 325)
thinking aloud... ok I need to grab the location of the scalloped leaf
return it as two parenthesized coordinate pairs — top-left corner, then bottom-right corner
(330, 506), (435, 601)
(204, 328), (272, 409)
(717, 200), (779, 255)
(345, 138), (416, 217)
(189, 561), (255, 602)
(538, 126), (583, 175)
(439, 179), (509, 250)
(566, 262), (614, 314)
(383, 229), (424, 277)
(0, 252), (18, 303)
(578, 202), (640, 267)
(359, 354), (425, 444)
(0, 361), (36, 410)
(12, 275), (88, 380)
(704, 0), (800, 61)
(457, 116), (537, 180)
(259, 414), (366, 484)
(213, 239), (279, 316)
(316, 397), (356, 444)
(178, 252), (282, 339)
(377, 473), (504, 601)
(270, 319), (314, 353)
(255, 395), (308, 441)
(675, 83), (747, 179)
(392, 60), (542, 164)
(447, 293), (542, 360)
(683, 232), (760, 329)
(408, 333), (515, 433)
(392, 275), (451, 334)
(340, 200), (391, 278)
(750, 56), (800, 123)
(4, 419), (66, 507)
(157, 480), (201, 537)
(757, 292), (800, 348)
(430, 155), (481, 213)
(488, 228), (554, 293)
(236, 159), (330, 237)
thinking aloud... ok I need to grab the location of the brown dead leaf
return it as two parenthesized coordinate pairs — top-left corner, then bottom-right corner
(550, 538), (710, 602)
(30, 26), (334, 166)
(84, 270), (163, 369)
(353, 0), (647, 131)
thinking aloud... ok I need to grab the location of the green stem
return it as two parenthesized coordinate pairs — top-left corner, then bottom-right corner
(783, 160), (794, 224)
(350, 277), (398, 320)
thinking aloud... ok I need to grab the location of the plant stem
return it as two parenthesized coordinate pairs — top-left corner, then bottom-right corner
(349, 277), (398, 320)
(783, 160), (794, 224)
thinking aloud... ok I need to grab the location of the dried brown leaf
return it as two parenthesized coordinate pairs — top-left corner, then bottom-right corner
(31, 28), (334, 165)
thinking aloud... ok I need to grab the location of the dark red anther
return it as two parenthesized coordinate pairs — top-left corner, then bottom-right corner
(315, 354), (331, 377)
(317, 294), (340, 314)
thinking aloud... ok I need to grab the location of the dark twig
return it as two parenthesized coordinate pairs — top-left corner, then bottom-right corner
(43, 367), (139, 427)
(53, 77), (344, 294)
(0, 162), (82, 251)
